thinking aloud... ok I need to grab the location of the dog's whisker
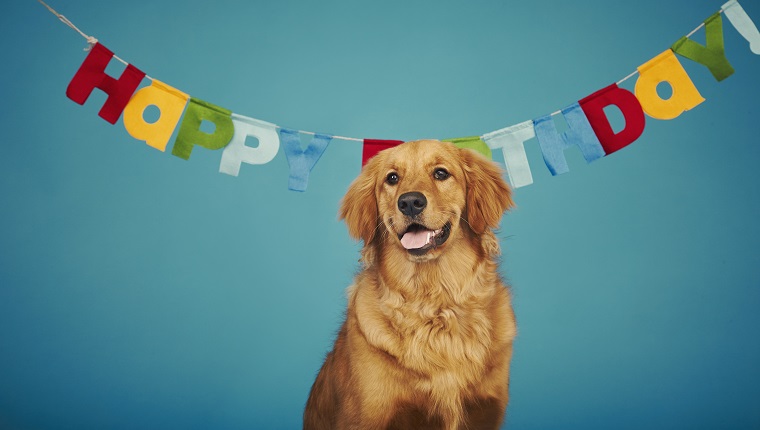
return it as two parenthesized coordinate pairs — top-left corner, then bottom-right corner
(370, 219), (390, 238)
(434, 209), (473, 230)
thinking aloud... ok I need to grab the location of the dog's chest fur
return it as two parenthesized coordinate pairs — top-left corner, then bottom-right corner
(387, 290), (492, 382)
(354, 261), (499, 393)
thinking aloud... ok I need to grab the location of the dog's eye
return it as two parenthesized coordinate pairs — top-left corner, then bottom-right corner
(386, 172), (399, 185)
(433, 168), (450, 181)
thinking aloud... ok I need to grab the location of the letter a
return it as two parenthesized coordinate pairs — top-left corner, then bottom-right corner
(123, 80), (189, 151)
(634, 50), (705, 120)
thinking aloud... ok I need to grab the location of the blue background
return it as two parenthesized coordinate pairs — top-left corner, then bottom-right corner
(2, 0), (759, 428)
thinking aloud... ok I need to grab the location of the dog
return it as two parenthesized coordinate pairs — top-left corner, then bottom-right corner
(304, 140), (516, 430)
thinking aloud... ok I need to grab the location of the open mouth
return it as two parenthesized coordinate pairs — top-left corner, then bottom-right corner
(398, 222), (451, 255)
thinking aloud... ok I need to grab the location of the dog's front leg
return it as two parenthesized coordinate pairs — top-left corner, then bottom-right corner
(333, 397), (397, 430)
(463, 396), (507, 430)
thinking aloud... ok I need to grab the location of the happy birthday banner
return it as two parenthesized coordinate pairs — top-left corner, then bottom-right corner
(40, 0), (760, 191)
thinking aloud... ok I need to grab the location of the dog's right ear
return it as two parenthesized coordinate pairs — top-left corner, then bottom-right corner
(339, 155), (381, 244)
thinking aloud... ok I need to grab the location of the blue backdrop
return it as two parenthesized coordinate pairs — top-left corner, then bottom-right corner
(1, 0), (759, 428)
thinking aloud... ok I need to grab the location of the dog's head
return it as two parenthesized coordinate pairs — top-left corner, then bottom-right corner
(340, 140), (513, 262)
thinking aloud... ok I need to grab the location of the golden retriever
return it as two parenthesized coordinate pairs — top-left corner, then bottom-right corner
(304, 139), (516, 430)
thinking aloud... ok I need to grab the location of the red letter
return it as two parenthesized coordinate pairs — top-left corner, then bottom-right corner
(362, 139), (404, 166)
(579, 83), (645, 155)
(66, 43), (146, 125)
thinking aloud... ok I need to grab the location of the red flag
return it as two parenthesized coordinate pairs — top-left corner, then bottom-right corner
(579, 83), (645, 155)
(66, 43), (145, 124)
(362, 139), (404, 166)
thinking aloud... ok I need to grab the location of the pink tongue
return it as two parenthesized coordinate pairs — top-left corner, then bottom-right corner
(401, 229), (433, 249)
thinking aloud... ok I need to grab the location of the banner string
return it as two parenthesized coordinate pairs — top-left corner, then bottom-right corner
(36, 0), (96, 47)
(548, 13), (722, 116)
(37, 0), (722, 139)
(36, 0), (156, 81)
(36, 0), (363, 141)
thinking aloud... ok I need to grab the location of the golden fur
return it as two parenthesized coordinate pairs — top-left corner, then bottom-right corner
(304, 140), (516, 430)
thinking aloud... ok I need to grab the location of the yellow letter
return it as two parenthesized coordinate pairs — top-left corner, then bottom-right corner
(634, 50), (705, 120)
(123, 80), (189, 151)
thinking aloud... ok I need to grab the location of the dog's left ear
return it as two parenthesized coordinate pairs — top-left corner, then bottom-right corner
(339, 155), (381, 244)
(461, 147), (514, 234)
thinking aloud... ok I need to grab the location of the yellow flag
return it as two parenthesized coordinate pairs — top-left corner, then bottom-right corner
(634, 50), (705, 120)
(123, 80), (189, 151)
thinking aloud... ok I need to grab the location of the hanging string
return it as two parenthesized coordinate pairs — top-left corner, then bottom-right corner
(36, 0), (97, 49)
(36, 0), (155, 81)
(37, 0), (719, 137)
(546, 11), (719, 117)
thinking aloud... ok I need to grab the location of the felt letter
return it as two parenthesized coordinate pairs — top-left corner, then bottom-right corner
(280, 129), (332, 192)
(123, 80), (189, 151)
(442, 136), (492, 159)
(66, 43), (146, 125)
(533, 103), (605, 176)
(634, 50), (705, 120)
(481, 121), (535, 188)
(672, 12), (735, 81)
(579, 83), (646, 155)
(219, 115), (280, 177)
(172, 98), (234, 160)
(362, 139), (404, 166)
(722, 0), (760, 54)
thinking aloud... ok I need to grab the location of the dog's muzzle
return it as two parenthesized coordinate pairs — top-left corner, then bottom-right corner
(398, 222), (451, 255)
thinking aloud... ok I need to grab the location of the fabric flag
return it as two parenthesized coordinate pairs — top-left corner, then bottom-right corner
(481, 121), (535, 189)
(362, 139), (403, 166)
(533, 103), (605, 176)
(722, 0), (760, 54)
(634, 50), (705, 120)
(579, 83), (646, 155)
(280, 129), (332, 192)
(172, 98), (235, 160)
(66, 43), (146, 125)
(219, 115), (280, 177)
(671, 12), (735, 81)
(123, 80), (189, 151)
(442, 136), (492, 159)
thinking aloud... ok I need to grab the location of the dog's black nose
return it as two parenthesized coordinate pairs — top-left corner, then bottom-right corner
(398, 192), (427, 217)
